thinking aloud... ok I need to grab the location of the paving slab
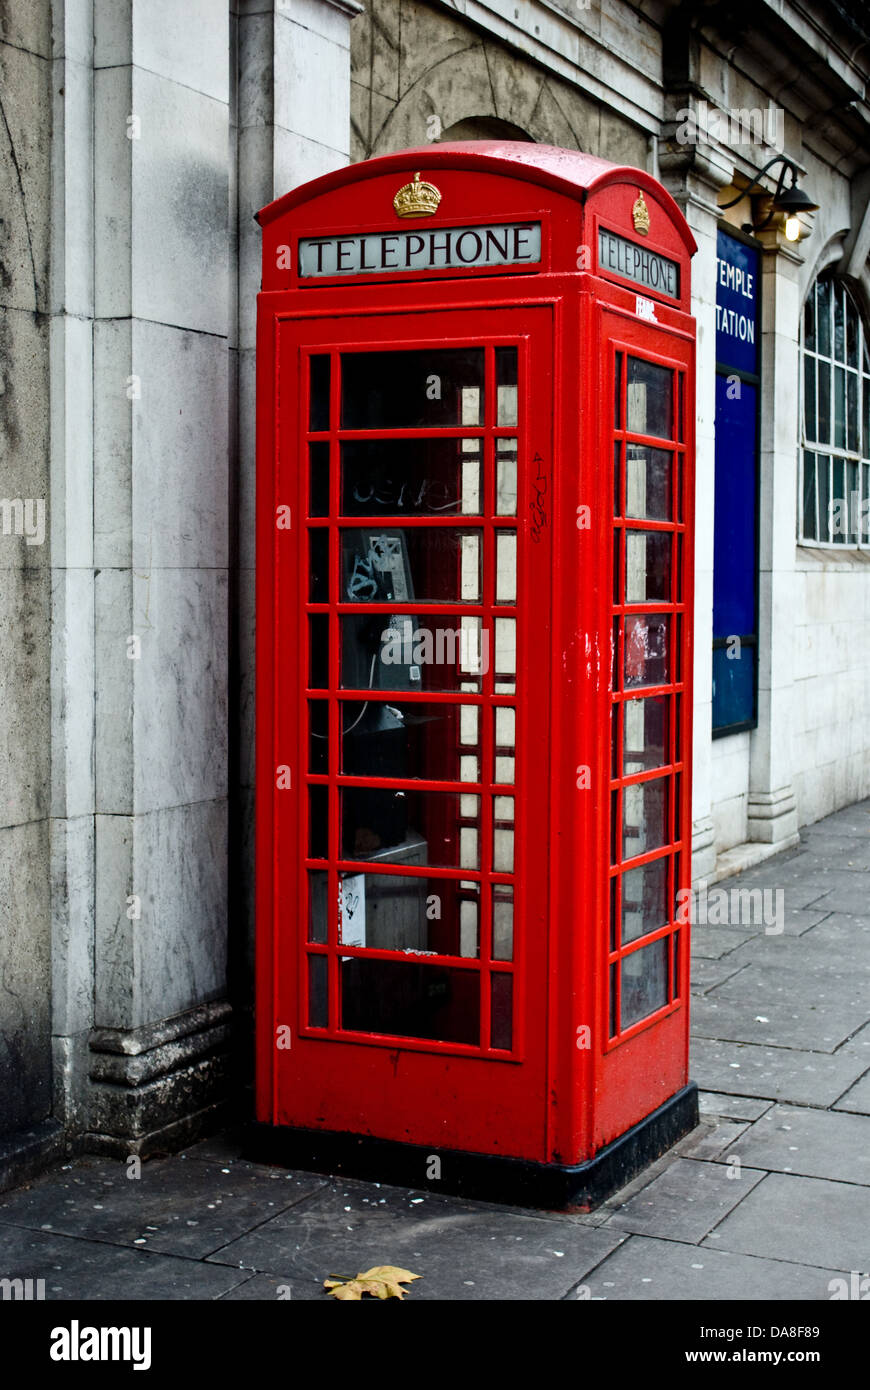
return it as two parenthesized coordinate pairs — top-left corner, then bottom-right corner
(801, 808), (870, 837)
(806, 880), (870, 915)
(691, 958), (749, 992)
(690, 960), (867, 1051)
(802, 912), (870, 949)
(691, 926), (755, 960)
(724, 930), (870, 976)
(678, 1117), (750, 1160)
(733, 1106), (870, 1185)
(179, 1132), (250, 1164)
(698, 1091), (774, 1121)
(579, 1234), (842, 1301)
(705, 1173), (870, 1273)
(603, 1157), (763, 1243)
(217, 1272), (325, 1300)
(0, 1153), (326, 1259)
(0, 1225), (247, 1300)
(690, 1036), (868, 1106)
(204, 1179), (626, 1300)
(833, 1069), (870, 1114)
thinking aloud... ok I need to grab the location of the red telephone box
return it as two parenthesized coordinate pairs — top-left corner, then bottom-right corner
(254, 143), (698, 1208)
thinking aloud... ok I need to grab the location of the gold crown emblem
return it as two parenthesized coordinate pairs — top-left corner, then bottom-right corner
(632, 190), (650, 236)
(393, 172), (442, 219)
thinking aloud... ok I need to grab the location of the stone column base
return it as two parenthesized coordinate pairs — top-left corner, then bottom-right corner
(747, 786), (800, 849)
(85, 1001), (233, 1159)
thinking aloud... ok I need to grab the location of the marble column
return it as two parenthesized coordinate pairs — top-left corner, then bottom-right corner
(86, 0), (232, 1154)
(658, 139), (734, 885)
(746, 224), (802, 852)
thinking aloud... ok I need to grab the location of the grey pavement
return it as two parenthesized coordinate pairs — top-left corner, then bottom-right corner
(2, 802), (870, 1300)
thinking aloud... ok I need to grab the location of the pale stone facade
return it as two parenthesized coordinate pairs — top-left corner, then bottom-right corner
(1, 0), (868, 1179)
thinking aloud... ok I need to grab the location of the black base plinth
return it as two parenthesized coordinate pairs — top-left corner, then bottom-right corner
(245, 1082), (698, 1211)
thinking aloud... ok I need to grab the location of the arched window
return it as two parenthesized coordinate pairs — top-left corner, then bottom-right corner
(799, 276), (870, 545)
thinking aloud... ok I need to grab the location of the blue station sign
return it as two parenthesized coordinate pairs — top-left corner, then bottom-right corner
(715, 230), (759, 375)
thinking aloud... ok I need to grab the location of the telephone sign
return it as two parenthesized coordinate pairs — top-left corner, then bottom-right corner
(254, 143), (698, 1208)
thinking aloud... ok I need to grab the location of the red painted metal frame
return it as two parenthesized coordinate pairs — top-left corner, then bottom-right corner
(256, 144), (696, 1170)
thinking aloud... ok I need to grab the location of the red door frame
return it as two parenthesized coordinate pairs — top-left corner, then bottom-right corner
(257, 282), (558, 1160)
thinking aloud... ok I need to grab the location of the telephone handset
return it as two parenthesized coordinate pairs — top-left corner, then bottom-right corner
(341, 530), (420, 856)
(341, 530), (423, 695)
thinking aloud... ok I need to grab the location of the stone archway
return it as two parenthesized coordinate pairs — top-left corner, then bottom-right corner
(350, 4), (608, 161)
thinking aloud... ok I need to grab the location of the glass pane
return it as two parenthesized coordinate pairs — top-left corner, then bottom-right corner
(309, 528), (329, 602)
(623, 613), (669, 689)
(846, 294), (859, 367)
(834, 286), (845, 363)
(309, 700), (329, 773)
(803, 289), (816, 353)
(341, 349), (484, 428)
(614, 353), (622, 429)
(309, 615), (329, 689)
(309, 786), (328, 859)
(834, 368), (846, 449)
(621, 937), (668, 1028)
(625, 530), (671, 603)
(847, 462), (859, 543)
(341, 615), (483, 692)
(818, 363), (831, 443)
(308, 871), (328, 942)
(847, 372), (859, 453)
(817, 280), (831, 358)
(494, 617), (516, 692)
(309, 355), (330, 431)
(341, 958), (480, 1044)
(496, 438), (518, 515)
(623, 695), (668, 775)
(495, 530), (517, 603)
(309, 441), (330, 517)
(337, 871), (479, 957)
(496, 347), (518, 425)
(609, 962), (618, 1037)
(341, 527), (481, 605)
(494, 705), (516, 784)
(832, 458), (846, 544)
(623, 776), (668, 861)
(492, 885), (514, 961)
(627, 357), (674, 440)
(341, 788), (479, 868)
(493, 795), (515, 872)
(340, 438), (482, 517)
(622, 857), (669, 943)
(491, 973), (513, 1050)
(626, 445), (671, 519)
(341, 700), (474, 783)
(817, 456), (831, 543)
(614, 440), (622, 515)
(308, 954), (328, 1027)
(803, 357), (816, 440)
(802, 453), (818, 540)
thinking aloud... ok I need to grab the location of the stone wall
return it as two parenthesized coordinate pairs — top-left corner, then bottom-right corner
(350, 0), (647, 162)
(0, 0), (56, 1170)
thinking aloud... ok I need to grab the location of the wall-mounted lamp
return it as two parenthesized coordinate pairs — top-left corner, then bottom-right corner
(719, 156), (819, 242)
